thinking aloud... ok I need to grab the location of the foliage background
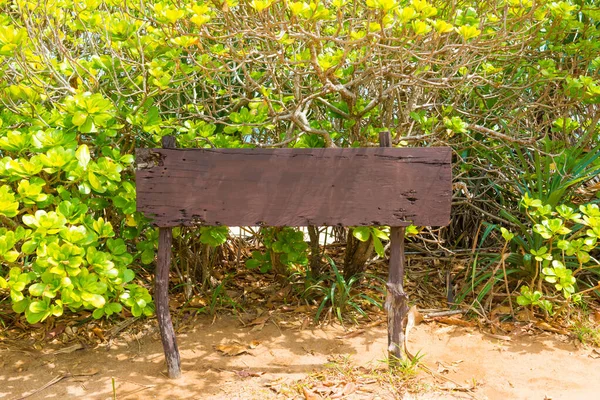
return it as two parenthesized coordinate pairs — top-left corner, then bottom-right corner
(0, 0), (599, 323)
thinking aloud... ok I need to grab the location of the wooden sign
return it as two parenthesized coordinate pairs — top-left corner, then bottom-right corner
(136, 147), (452, 228)
(135, 136), (453, 379)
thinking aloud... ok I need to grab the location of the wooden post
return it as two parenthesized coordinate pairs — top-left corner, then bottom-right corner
(156, 135), (181, 379)
(379, 131), (410, 365)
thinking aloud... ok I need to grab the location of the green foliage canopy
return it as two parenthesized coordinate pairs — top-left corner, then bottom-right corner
(0, 0), (599, 323)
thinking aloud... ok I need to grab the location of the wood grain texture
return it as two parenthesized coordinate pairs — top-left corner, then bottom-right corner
(155, 136), (181, 379)
(136, 147), (452, 228)
(379, 132), (409, 363)
(387, 224), (409, 361)
(156, 228), (181, 378)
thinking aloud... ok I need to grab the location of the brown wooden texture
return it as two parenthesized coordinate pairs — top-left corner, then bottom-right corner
(156, 228), (181, 378)
(155, 135), (181, 379)
(386, 226), (409, 361)
(136, 147), (452, 228)
(379, 132), (410, 363)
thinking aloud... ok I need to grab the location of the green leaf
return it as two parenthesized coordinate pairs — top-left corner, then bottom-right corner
(28, 283), (46, 297)
(92, 308), (105, 319)
(372, 228), (389, 241)
(81, 292), (106, 308)
(29, 301), (48, 314)
(456, 25), (481, 40)
(500, 227), (514, 242)
(373, 236), (385, 258)
(26, 310), (47, 324)
(21, 239), (39, 254)
(131, 303), (143, 317)
(122, 269), (135, 283)
(109, 303), (123, 313)
(72, 111), (88, 127)
(516, 295), (530, 306)
(13, 299), (28, 313)
(352, 227), (371, 242)
(141, 249), (155, 264)
(0, 185), (20, 218)
(4, 251), (19, 262)
(76, 144), (91, 169)
(87, 170), (104, 192)
(10, 289), (24, 302)
(80, 118), (96, 133)
(246, 258), (262, 269)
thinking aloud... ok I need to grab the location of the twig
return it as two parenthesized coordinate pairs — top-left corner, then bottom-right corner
(467, 124), (539, 145)
(107, 317), (139, 338)
(15, 371), (99, 400)
(423, 309), (468, 318)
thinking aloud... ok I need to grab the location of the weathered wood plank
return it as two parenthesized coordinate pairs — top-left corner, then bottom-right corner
(386, 225), (408, 362)
(155, 135), (181, 379)
(377, 132), (411, 364)
(136, 147), (452, 228)
(156, 228), (181, 378)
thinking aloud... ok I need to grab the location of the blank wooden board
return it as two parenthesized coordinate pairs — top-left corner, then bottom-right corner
(136, 147), (452, 228)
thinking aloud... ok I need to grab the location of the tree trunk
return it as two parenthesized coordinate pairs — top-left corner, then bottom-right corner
(199, 243), (211, 288)
(307, 226), (323, 279)
(269, 227), (287, 276)
(343, 229), (374, 280)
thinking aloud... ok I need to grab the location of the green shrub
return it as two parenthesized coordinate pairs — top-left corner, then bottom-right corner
(505, 197), (600, 314)
(246, 227), (309, 273)
(0, 130), (155, 322)
(1, 0), (599, 324)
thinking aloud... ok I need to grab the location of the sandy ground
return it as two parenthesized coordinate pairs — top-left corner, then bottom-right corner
(1, 315), (599, 400)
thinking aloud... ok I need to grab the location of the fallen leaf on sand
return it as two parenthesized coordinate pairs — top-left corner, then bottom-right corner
(342, 382), (356, 395)
(265, 377), (288, 394)
(437, 362), (450, 374)
(336, 329), (365, 339)
(439, 382), (458, 391)
(302, 386), (323, 400)
(249, 313), (271, 326)
(235, 369), (264, 378)
(293, 305), (313, 313)
(434, 325), (456, 335)
(491, 305), (512, 318)
(364, 318), (386, 328)
(535, 321), (568, 335)
(215, 343), (248, 356)
(45, 324), (66, 340)
(436, 360), (461, 374)
(516, 308), (535, 322)
(407, 306), (423, 325)
(589, 349), (600, 359)
(47, 343), (84, 355)
(78, 368), (100, 376)
(92, 327), (105, 340)
(439, 381), (475, 392)
(300, 317), (310, 331)
(249, 340), (261, 349)
(249, 323), (265, 333)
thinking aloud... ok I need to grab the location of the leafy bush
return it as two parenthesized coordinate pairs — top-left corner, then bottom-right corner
(0, 128), (155, 322)
(504, 197), (600, 314)
(1, 0), (599, 324)
(246, 227), (309, 273)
